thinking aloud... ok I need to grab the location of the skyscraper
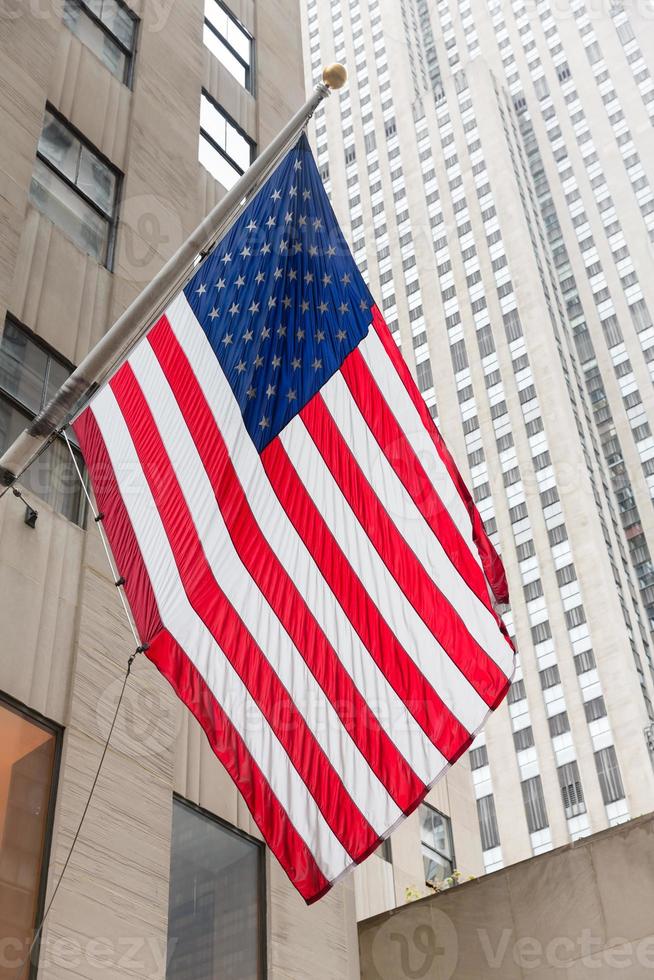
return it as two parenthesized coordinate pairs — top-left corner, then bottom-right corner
(301, 0), (654, 903)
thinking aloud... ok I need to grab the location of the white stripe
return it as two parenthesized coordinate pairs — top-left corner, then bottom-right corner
(280, 414), (489, 735)
(322, 372), (513, 677)
(128, 340), (401, 835)
(165, 291), (446, 782)
(91, 385), (351, 883)
(359, 329), (483, 567)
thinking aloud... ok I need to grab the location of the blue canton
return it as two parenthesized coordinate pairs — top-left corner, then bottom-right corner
(183, 133), (373, 451)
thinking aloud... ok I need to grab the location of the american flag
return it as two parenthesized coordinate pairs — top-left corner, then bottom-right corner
(74, 133), (515, 903)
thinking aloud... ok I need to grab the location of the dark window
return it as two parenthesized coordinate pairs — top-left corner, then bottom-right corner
(574, 649), (596, 674)
(0, 317), (86, 525)
(539, 665), (560, 690)
(416, 359), (434, 392)
(419, 804), (454, 885)
(584, 696), (607, 722)
(558, 761), (586, 818)
(0, 695), (60, 979)
(469, 745), (488, 770)
(521, 776), (549, 833)
(63, 0), (138, 85)
(594, 746), (625, 804)
(199, 91), (254, 189)
(548, 712), (570, 737)
(507, 679), (526, 704)
(476, 795), (500, 851)
(513, 726), (534, 751)
(29, 107), (120, 266)
(168, 796), (265, 979)
(203, 0), (254, 92)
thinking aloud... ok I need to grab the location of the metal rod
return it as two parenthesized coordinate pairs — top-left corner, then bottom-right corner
(0, 70), (345, 487)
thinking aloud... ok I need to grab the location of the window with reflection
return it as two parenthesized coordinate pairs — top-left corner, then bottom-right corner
(0, 698), (59, 980)
(199, 92), (255, 190)
(167, 797), (264, 980)
(203, 0), (253, 93)
(419, 804), (455, 886)
(0, 317), (86, 525)
(29, 107), (120, 266)
(63, 0), (138, 85)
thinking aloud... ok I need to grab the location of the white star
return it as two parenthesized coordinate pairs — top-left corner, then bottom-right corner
(291, 357), (301, 370)
(304, 271), (314, 284)
(318, 301), (328, 314)
(303, 189), (311, 201)
(266, 383), (277, 398)
(247, 385), (256, 399)
(196, 283), (207, 295)
(246, 219), (257, 232)
(274, 266), (283, 279)
(229, 302), (240, 315)
(255, 273), (265, 288)
(272, 189), (282, 201)
(222, 333), (233, 345)
(266, 216), (276, 229)
(286, 388), (297, 401)
(359, 298), (368, 311)
(326, 245), (336, 257)
(299, 215), (307, 227)
(312, 357), (322, 371)
(254, 354), (264, 369)
(301, 300), (309, 313)
(268, 296), (277, 309)
(341, 273), (351, 285)
(272, 354), (281, 369)
(339, 302), (349, 314)
(296, 327), (305, 341)
(289, 269), (297, 281)
(236, 360), (246, 373)
(240, 246), (251, 259)
(336, 329), (347, 342)
(248, 301), (260, 314)
(289, 185), (298, 198)
(235, 275), (245, 288)
(216, 277), (226, 290)
(293, 242), (302, 254)
(206, 307), (220, 323)
(308, 245), (318, 257)
(259, 416), (270, 429)
(313, 218), (323, 231)
(282, 296), (292, 309)
(294, 159), (302, 171)
(261, 326), (271, 339)
(322, 273), (332, 286)
(243, 328), (254, 343)
(260, 243), (272, 255)
(315, 329), (325, 342)
(278, 324), (287, 337)
(279, 239), (288, 252)
(285, 211), (293, 224)
(222, 252), (232, 263)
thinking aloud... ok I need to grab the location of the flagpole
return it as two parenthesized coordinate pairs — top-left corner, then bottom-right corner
(0, 64), (348, 489)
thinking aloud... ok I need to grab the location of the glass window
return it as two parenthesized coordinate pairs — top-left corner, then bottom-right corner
(419, 804), (454, 885)
(476, 795), (500, 851)
(557, 761), (586, 818)
(594, 746), (625, 804)
(29, 108), (120, 266)
(0, 698), (59, 980)
(167, 797), (264, 980)
(199, 92), (254, 189)
(521, 776), (549, 833)
(0, 317), (86, 525)
(204, 0), (253, 92)
(63, 0), (138, 85)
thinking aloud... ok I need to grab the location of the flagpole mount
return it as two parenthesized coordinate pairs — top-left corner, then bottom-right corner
(322, 63), (347, 89)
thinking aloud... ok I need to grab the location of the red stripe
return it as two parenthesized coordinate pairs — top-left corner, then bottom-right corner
(261, 439), (474, 762)
(73, 407), (161, 644)
(147, 628), (330, 904)
(341, 347), (499, 620)
(148, 318), (422, 815)
(109, 360), (377, 861)
(370, 306), (509, 605)
(300, 395), (509, 706)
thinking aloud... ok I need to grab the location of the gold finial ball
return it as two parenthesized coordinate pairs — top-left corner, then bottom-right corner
(322, 63), (348, 89)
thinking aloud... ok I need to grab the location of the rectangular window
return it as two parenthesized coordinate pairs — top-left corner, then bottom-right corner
(558, 761), (586, 818)
(416, 359), (434, 392)
(513, 726), (534, 751)
(521, 776), (549, 833)
(539, 665), (561, 690)
(476, 795), (500, 851)
(29, 107), (120, 266)
(203, 0), (253, 92)
(574, 649), (596, 674)
(584, 696), (607, 722)
(199, 92), (254, 189)
(594, 746), (625, 804)
(63, 0), (138, 85)
(469, 745), (488, 770)
(167, 796), (265, 979)
(548, 712), (570, 737)
(0, 317), (86, 525)
(0, 695), (60, 976)
(419, 804), (454, 885)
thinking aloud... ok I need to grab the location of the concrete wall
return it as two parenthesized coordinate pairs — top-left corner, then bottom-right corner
(359, 812), (654, 980)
